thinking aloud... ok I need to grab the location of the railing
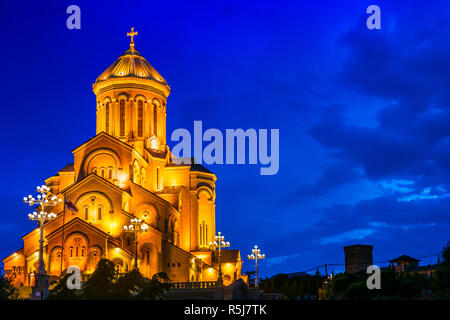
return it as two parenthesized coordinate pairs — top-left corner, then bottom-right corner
(169, 281), (218, 290)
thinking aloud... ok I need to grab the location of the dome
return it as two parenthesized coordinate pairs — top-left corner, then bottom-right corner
(95, 47), (168, 86)
(93, 28), (169, 96)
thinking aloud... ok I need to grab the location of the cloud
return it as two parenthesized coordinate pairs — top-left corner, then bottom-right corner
(320, 228), (376, 245)
(285, 161), (362, 203)
(265, 253), (301, 267)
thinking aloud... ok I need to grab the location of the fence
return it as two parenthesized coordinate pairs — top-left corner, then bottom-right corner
(168, 281), (218, 290)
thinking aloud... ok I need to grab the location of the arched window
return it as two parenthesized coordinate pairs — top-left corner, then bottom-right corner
(138, 100), (143, 137)
(153, 102), (157, 136)
(100, 168), (105, 178)
(105, 102), (110, 133)
(92, 168), (97, 175)
(84, 206), (89, 220)
(120, 100), (125, 136)
(70, 247), (73, 257)
(97, 206), (102, 220)
(108, 167), (113, 180)
(81, 246), (86, 257)
(146, 250), (150, 264)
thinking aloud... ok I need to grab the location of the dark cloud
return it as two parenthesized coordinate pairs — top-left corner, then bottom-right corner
(285, 161), (361, 203)
(309, 106), (426, 179)
(309, 18), (450, 182)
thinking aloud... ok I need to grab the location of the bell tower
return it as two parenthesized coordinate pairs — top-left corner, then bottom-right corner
(92, 28), (170, 152)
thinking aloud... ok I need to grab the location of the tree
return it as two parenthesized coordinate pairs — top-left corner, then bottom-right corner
(136, 273), (170, 299)
(47, 259), (169, 300)
(82, 259), (117, 299)
(435, 242), (450, 297)
(115, 270), (169, 299)
(0, 269), (20, 300)
(47, 273), (80, 300)
(115, 269), (146, 299)
(245, 271), (256, 288)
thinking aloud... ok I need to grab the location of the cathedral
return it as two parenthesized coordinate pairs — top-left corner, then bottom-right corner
(2, 29), (243, 292)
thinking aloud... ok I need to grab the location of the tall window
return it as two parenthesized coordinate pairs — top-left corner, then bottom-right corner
(84, 206), (89, 220)
(138, 101), (143, 137)
(200, 221), (208, 246)
(153, 102), (157, 136)
(105, 102), (110, 133)
(156, 167), (160, 190)
(120, 100), (125, 136)
(97, 206), (102, 220)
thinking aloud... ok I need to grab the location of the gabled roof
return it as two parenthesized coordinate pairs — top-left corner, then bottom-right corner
(130, 181), (179, 214)
(166, 158), (215, 175)
(60, 173), (129, 197)
(190, 163), (214, 174)
(46, 217), (118, 245)
(3, 248), (24, 262)
(59, 163), (74, 173)
(72, 131), (133, 154)
(163, 240), (213, 269)
(390, 255), (420, 263)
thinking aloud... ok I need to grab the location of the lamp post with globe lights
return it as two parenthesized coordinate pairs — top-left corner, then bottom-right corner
(123, 218), (149, 271)
(209, 231), (230, 287)
(248, 245), (265, 288)
(24, 184), (62, 299)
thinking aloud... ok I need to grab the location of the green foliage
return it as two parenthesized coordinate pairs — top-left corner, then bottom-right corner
(47, 274), (80, 300)
(82, 259), (117, 299)
(48, 259), (169, 300)
(259, 273), (325, 300)
(0, 269), (20, 300)
(260, 243), (450, 301)
(434, 242), (450, 298)
(328, 268), (433, 300)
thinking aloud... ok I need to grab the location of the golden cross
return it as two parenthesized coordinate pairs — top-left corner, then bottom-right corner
(127, 27), (138, 46)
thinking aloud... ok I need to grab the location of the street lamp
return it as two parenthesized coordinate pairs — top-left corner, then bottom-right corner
(123, 218), (149, 271)
(209, 231), (230, 287)
(24, 184), (62, 299)
(248, 245), (265, 288)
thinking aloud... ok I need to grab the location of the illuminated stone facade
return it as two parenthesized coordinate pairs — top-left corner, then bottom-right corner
(2, 31), (242, 289)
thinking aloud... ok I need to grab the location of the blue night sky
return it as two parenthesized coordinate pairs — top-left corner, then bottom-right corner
(1, 0), (449, 277)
